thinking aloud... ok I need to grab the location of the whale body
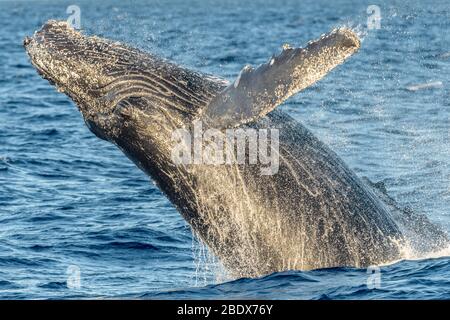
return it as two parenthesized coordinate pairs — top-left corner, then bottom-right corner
(24, 21), (447, 277)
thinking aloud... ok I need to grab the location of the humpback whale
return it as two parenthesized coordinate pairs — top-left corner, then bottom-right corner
(24, 21), (447, 277)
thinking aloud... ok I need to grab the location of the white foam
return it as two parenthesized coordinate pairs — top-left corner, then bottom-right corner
(401, 244), (450, 262)
(378, 239), (450, 268)
(439, 51), (450, 59)
(406, 81), (443, 91)
(191, 232), (230, 286)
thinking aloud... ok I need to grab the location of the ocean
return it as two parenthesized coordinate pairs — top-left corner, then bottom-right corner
(0, 0), (449, 299)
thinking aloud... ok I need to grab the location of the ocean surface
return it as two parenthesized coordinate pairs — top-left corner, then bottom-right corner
(0, 0), (449, 299)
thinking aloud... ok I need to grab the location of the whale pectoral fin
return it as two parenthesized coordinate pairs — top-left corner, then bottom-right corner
(202, 28), (361, 128)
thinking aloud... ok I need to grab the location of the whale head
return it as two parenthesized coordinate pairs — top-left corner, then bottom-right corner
(24, 20), (222, 144)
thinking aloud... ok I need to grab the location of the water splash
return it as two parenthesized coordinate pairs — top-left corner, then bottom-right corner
(378, 240), (450, 268)
(340, 22), (368, 43)
(191, 231), (229, 286)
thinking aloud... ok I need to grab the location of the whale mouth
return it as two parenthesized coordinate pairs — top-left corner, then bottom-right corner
(23, 21), (89, 106)
(24, 43), (56, 87)
(24, 35), (55, 86)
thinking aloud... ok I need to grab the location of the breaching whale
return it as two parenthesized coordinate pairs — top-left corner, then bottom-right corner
(24, 21), (447, 277)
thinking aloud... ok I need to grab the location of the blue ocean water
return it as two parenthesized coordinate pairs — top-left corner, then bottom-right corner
(0, 0), (449, 299)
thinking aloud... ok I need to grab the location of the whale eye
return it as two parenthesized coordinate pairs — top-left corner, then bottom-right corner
(114, 99), (133, 118)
